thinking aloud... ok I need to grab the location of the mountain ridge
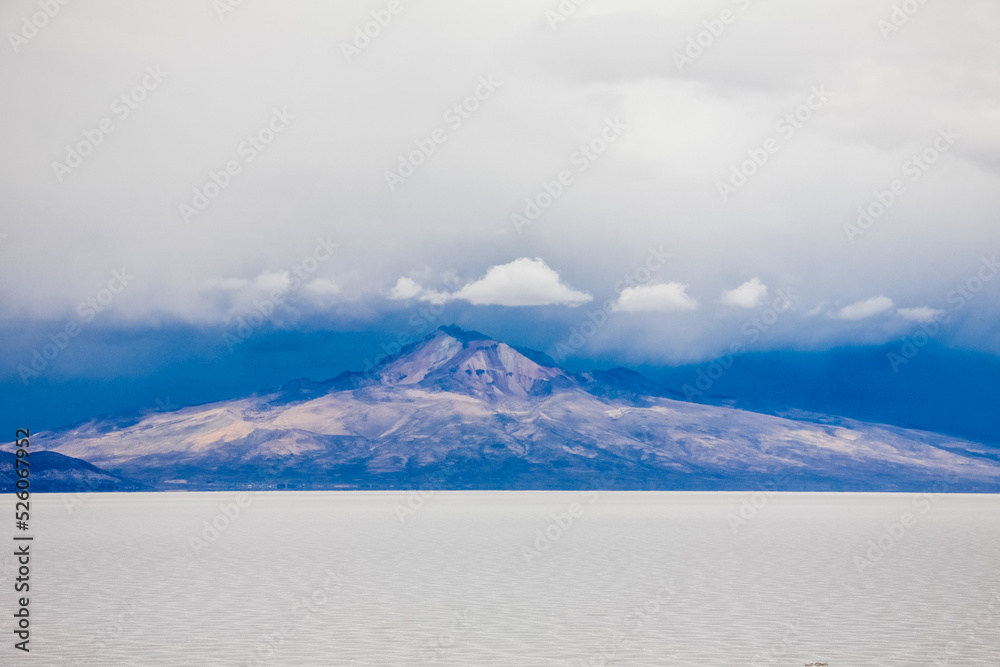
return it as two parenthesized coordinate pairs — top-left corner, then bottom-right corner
(27, 325), (1000, 492)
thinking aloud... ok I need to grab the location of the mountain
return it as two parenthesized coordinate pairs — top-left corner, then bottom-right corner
(0, 450), (147, 493)
(32, 326), (1000, 492)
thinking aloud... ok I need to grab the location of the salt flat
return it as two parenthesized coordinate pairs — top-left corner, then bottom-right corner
(1, 492), (998, 666)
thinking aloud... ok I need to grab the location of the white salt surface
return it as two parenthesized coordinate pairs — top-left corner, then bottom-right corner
(1, 491), (999, 666)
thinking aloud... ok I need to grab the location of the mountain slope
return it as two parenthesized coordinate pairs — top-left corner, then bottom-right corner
(34, 326), (1000, 492)
(0, 450), (148, 493)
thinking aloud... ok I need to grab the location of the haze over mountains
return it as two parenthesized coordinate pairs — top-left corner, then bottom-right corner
(26, 326), (1000, 493)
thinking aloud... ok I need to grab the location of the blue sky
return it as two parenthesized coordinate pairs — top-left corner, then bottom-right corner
(1, 0), (998, 441)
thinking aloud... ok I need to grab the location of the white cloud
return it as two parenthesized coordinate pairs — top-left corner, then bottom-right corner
(305, 278), (340, 295)
(452, 258), (592, 307)
(834, 296), (894, 320)
(386, 259), (591, 307)
(387, 277), (423, 300)
(614, 282), (698, 312)
(720, 277), (768, 308)
(416, 289), (452, 305)
(898, 306), (944, 323)
(255, 271), (292, 294)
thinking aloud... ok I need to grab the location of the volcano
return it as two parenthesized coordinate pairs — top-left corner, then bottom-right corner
(34, 326), (1000, 492)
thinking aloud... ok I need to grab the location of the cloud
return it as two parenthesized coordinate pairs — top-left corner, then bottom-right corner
(720, 277), (768, 308)
(386, 258), (592, 307)
(386, 277), (452, 305)
(898, 306), (944, 323)
(416, 289), (453, 305)
(452, 258), (592, 307)
(614, 282), (698, 312)
(305, 279), (340, 296)
(387, 277), (423, 300)
(1, 1), (998, 362)
(834, 296), (895, 320)
(255, 271), (291, 294)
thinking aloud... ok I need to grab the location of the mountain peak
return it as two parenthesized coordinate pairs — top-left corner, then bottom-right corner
(435, 324), (491, 343)
(378, 326), (570, 398)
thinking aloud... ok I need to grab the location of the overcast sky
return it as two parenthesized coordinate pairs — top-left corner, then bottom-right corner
(2, 0), (999, 370)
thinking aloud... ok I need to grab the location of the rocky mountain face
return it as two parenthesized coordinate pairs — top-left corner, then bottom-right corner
(32, 326), (1000, 492)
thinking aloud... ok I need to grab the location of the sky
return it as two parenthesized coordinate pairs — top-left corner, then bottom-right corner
(1, 0), (999, 437)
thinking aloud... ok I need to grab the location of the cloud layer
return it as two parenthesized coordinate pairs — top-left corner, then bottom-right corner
(1, 0), (998, 365)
